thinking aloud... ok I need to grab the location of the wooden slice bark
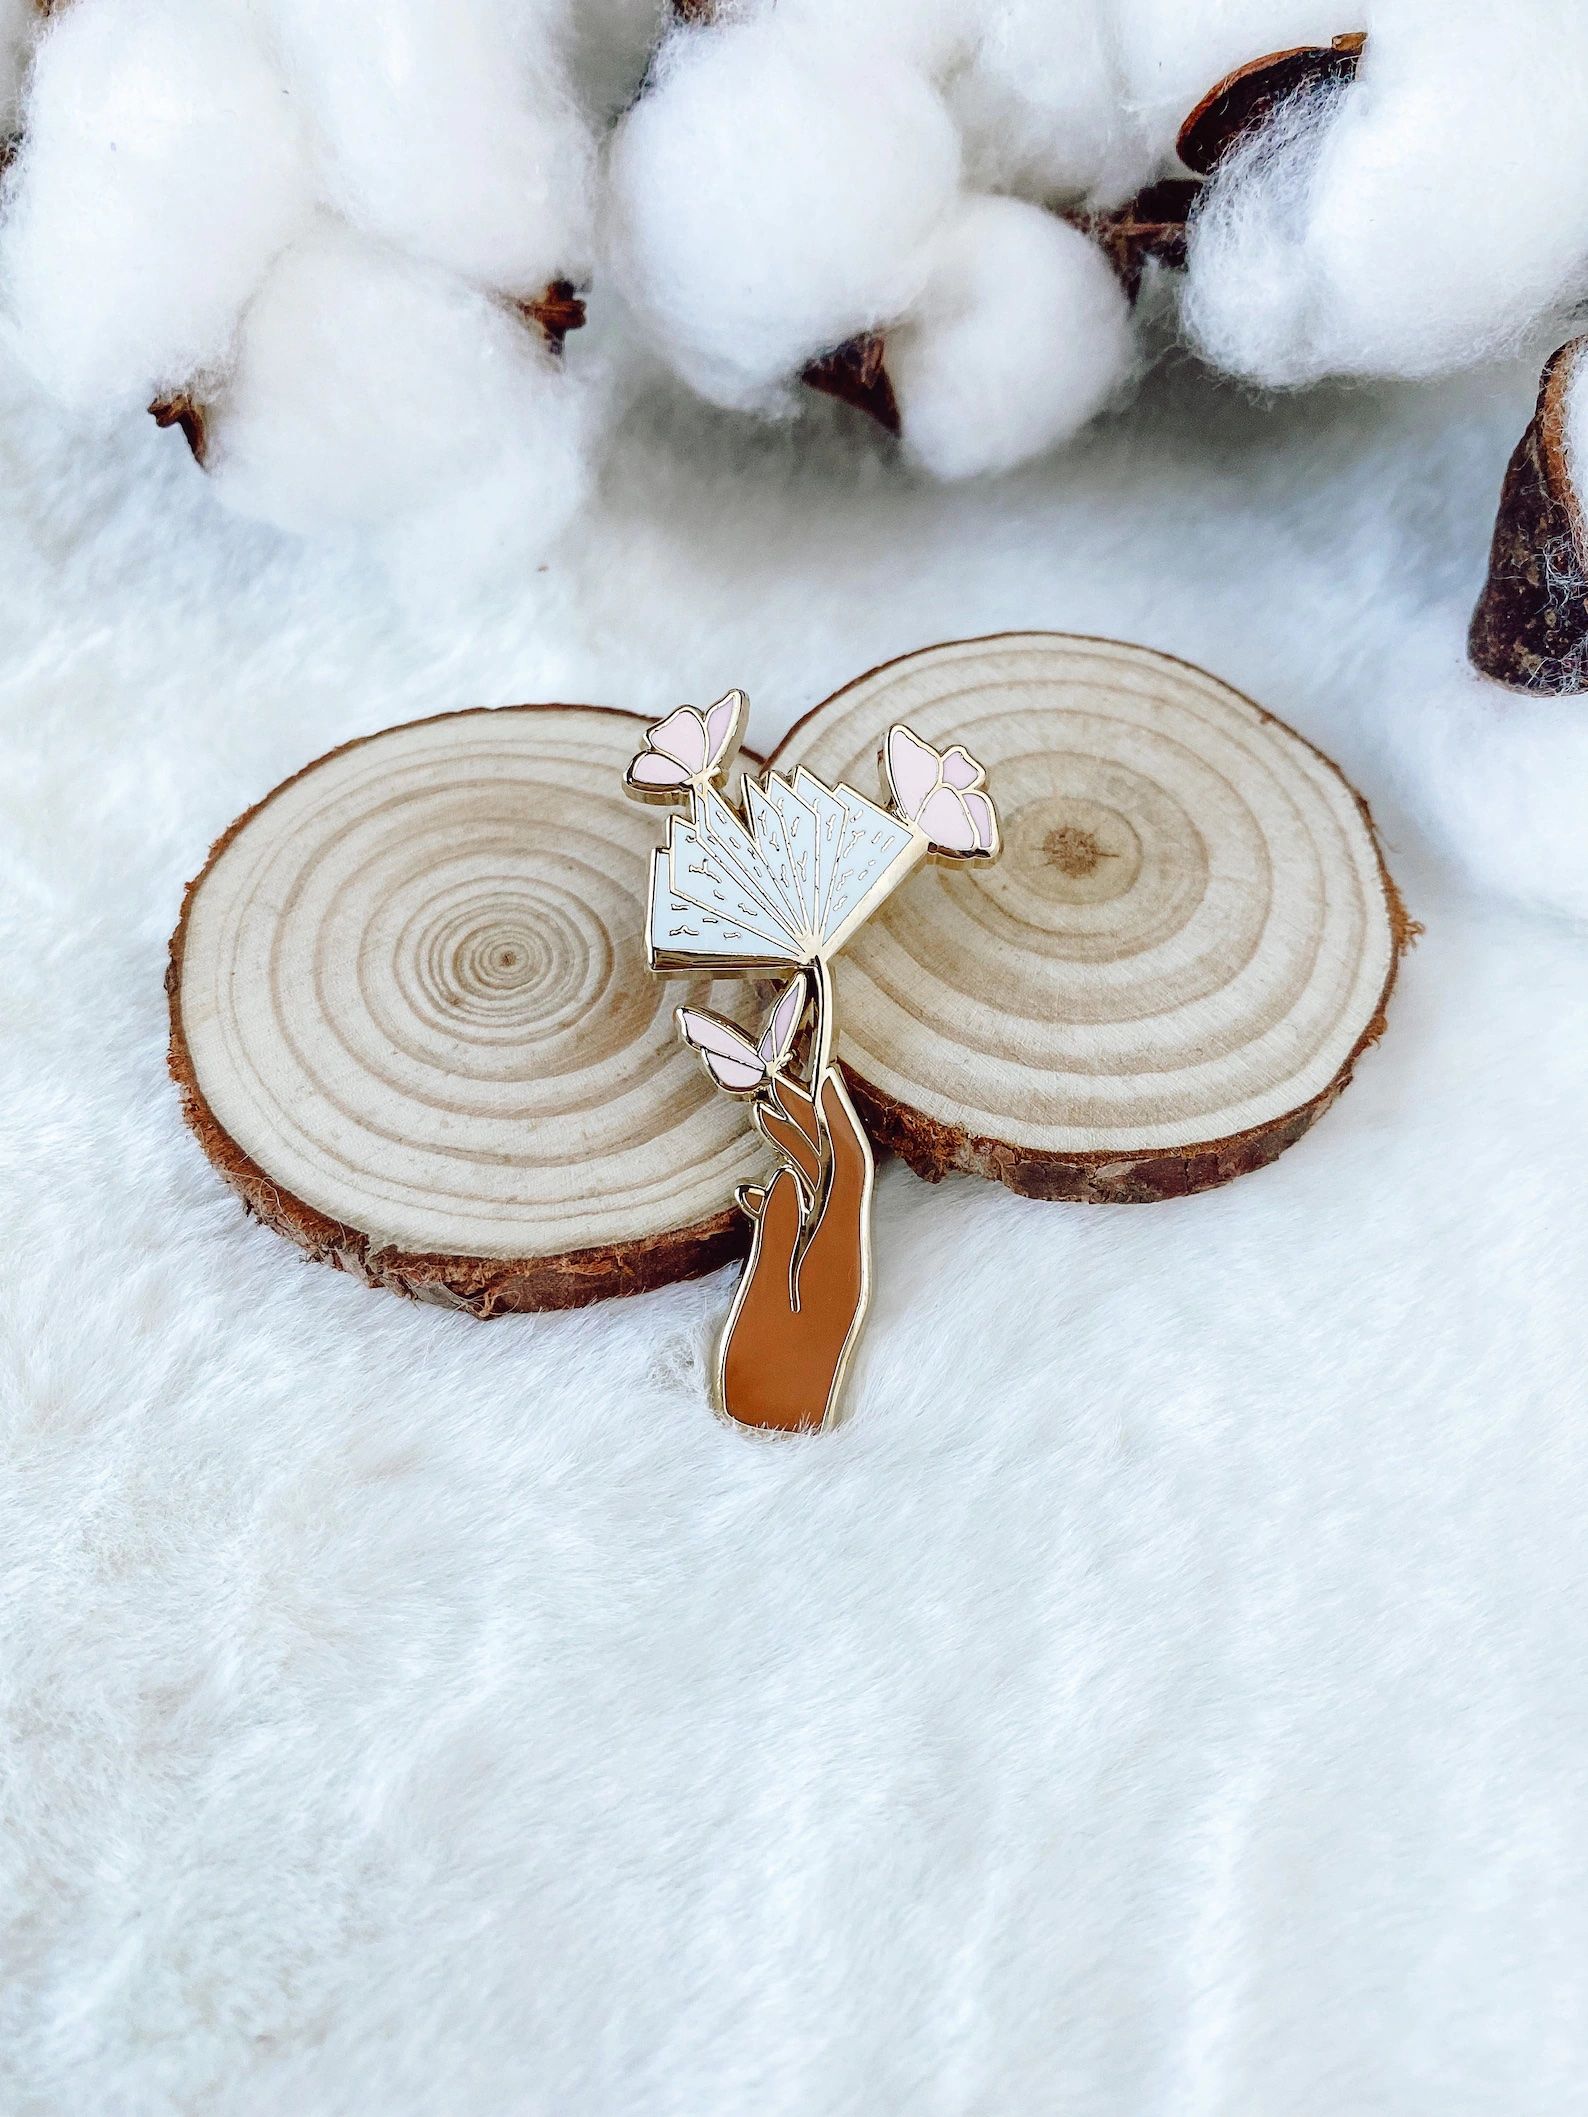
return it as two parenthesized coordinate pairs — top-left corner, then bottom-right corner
(771, 634), (1410, 1203)
(168, 704), (767, 1312)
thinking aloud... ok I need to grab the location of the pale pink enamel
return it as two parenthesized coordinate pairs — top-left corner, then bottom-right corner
(628, 750), (687, 787)
(704, 693), (741, 768)
(963, 790), (997, 852)
(759, 977), (804, 1064)
(678, 1008), (761, 1066)
(918, 784), (978, 853)
(886, 726), (941, 821)
(940, 745), (983, 790)
(706, 1054), (765, 1093)
(649, 706), (708, 773)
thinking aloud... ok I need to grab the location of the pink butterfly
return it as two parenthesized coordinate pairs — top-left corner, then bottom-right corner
(883, 724), (999, 858)
(676, 976), (805, 1095)
(626, 690), (746, 794)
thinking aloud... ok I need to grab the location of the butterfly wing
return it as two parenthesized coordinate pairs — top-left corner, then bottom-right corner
(757, 976), (806, 1072)
(649, 706), (709, 774)
(627, 749), (692, 791)
(676, 1007), (767, 1093)
(917, 784), (980, 854)
(961, 790), (999, 855)
(702, 690), (747, 775)
(884, 724), (942, 822)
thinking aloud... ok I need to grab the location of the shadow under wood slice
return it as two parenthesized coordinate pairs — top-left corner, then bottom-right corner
(1468, 338), (1588, 695)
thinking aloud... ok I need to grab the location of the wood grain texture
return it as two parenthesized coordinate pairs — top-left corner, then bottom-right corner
(168, 705), (764, 1312)
(771, 634), (1409, 1203)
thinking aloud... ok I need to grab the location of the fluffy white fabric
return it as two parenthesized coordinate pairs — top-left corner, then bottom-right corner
(888, 196), (1136, 480)
(0, 0), (310, 411)
(1184, 0), (1588, 385)
(204, 220), (595, 575)
(2, 310), (1586, 2111)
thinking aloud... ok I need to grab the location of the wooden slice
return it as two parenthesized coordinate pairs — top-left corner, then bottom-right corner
(168, 705), (767, 1312)
(770, 635), (1410, 1203)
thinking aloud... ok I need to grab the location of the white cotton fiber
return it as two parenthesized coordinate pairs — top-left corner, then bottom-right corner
(606, 15), (962, 411)
(1184, 0), (1588, 386)
(751, 0), (963, 73)
(1111, 0), (1348, 160)
(886, 196), (1135, 480)
(898, 0), (1342, 210)
(202, 221), (593, 562)
(950, 3), (1146, 209)
(1565, 349), (1588, 530)
(0, 0), (310, 412)
(268, 0), (595, 298)
(566, 0), (672, 123)
(1, 0), (33, 129)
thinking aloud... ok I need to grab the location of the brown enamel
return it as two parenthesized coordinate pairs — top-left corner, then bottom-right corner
(720, 1069), (873, 1433)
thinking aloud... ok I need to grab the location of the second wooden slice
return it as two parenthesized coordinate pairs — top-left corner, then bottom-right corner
(771, 635), (1408, 1201)
(169, 705), (765, 1312)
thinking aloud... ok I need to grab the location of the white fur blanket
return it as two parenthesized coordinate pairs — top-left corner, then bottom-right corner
(2, 334), (1586, 2114)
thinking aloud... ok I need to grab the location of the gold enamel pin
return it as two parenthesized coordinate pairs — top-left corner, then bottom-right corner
(625, 690), (1000, 1433)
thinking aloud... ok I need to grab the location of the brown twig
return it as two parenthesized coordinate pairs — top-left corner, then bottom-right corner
(1071, 177), (1201, 305)
(511, 278), (588, 356)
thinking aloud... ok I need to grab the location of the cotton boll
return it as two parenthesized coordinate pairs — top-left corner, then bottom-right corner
(1111, 0), (1350, 156)
(753, 0), (965, 74)
(1179, 94), (1329, 387)
(0, 0), (309, 412)
(1302, 2), (1588, 376)
(949, 1), (1139, 208)
(203, 222), (593, 560)
(268, 0), (595, 298)
(607, 16), (962, 411)
(1185, 0), (1588, 387)
(943, 0), (1344, 210)
(885, 197), (1135, 481)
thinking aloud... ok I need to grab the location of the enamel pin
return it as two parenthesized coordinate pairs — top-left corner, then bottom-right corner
(625, 690), (999, 1433)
